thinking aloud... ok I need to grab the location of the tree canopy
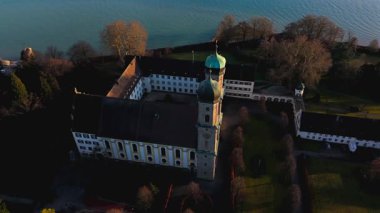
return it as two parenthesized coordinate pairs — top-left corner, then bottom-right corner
(284, 15), (344, 44)
(249, 16), (274, 39)
(101, 20), (148, 61)
(215, 15), (236, 43)
(67, 40), (97, 63)
(265, 36), (332, 88)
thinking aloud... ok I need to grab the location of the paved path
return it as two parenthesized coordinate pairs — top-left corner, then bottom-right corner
(295, 150), (347, 159)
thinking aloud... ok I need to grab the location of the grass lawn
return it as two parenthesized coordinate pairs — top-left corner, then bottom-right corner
(241, 118), (286, 212)
(164, 50), (252, 65)
(349, 53), (380, 68)
(308, 158), (380, 212)
(305, 88), (380, 119)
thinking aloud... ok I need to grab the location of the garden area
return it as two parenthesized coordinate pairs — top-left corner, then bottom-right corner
(307, 158), (380, 212)
(239, 116), (289, 212)
(304, 87), (380, 119)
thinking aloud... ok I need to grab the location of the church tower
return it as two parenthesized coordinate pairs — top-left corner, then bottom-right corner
(196, 49), (226, 180)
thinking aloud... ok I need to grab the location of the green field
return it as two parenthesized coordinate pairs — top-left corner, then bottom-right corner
(241, 118), (286, 212)
(308, 158), (380, 212)
(305, 88), (380, 119)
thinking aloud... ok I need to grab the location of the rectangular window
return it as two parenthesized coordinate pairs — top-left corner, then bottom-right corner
(205, 115), (210, 123)
(75, 133), (82, 137)
(90, 135), (96, 139)
(78, 140), (84, 144)
(132, 144), (138, 153)
(80, 146), (86, 150)
(147, 146), (152, 155)
(161, 148), (166, 156)
(83, 134), (89, 138)
(85, 141), (91, 145)
(175, 149), (181, 158)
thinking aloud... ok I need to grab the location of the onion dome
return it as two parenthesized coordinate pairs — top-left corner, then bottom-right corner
(205, 52), (226, 69)
(198, 73), (221, 102)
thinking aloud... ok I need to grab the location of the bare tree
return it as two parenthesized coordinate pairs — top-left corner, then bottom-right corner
(284, 15), (344, 44)
(67, 41), (97, 63)
(250, 17), (274, 39)
(237, 21), (251, 41)
(101, 20), (148, 61)
(259, 98), (267, 112)
(136, 185), (154, 212)
(370, 158), (380, 180)
(282, 155), (297, 184)
(231, 148), (245, 173)
(287, 184), (302, 213)
(186, 181), (203, 203)
(215, 15), (236, 43)
(267, 36), (332, 88)
(282, 134), (294, 156)
(280, 111), (289, 128)
(183, 208), (194, 213)
(20, 47), (35, 62)
(231, 177), (246, 208)
(106, 208), (124, 213)
(232, 126), (244, 148)
(239, 106), (250, 124)
(45, 46), (64, 59)
(369, 39), (379, 53)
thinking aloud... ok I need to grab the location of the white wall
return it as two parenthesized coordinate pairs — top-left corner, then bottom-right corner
(149, 74), (199, 94)
(78, 135), (197, 169)
(72, 132), (103, 157)
(298, 131), (380, 150)
(224, 79), (254, 98)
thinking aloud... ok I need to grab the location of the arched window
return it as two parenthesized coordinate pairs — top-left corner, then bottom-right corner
(205, 115), (210, 123)
(132, 144), (138, 153)
(175, 149), (181, 158)
(105, 140), (110, 149)
(118, 142), (123, 151)
(146, 146), (152, 155)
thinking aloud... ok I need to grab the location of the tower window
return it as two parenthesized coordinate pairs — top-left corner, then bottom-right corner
(205, 115), (210, 123)
(146, 146), (152, 155)
(132, 144), (138, 153)
(161, 148), (166, 156)
(175, 149), (181, 158)
(118, 142), (123, 151)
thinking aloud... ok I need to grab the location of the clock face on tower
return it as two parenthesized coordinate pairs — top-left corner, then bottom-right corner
(203, 132), (211, 139)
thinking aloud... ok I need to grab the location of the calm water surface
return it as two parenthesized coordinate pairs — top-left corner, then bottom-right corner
(1, 0), (380, 59)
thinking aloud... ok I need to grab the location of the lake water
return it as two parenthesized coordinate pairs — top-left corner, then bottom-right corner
(1, 0), (380, 59)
